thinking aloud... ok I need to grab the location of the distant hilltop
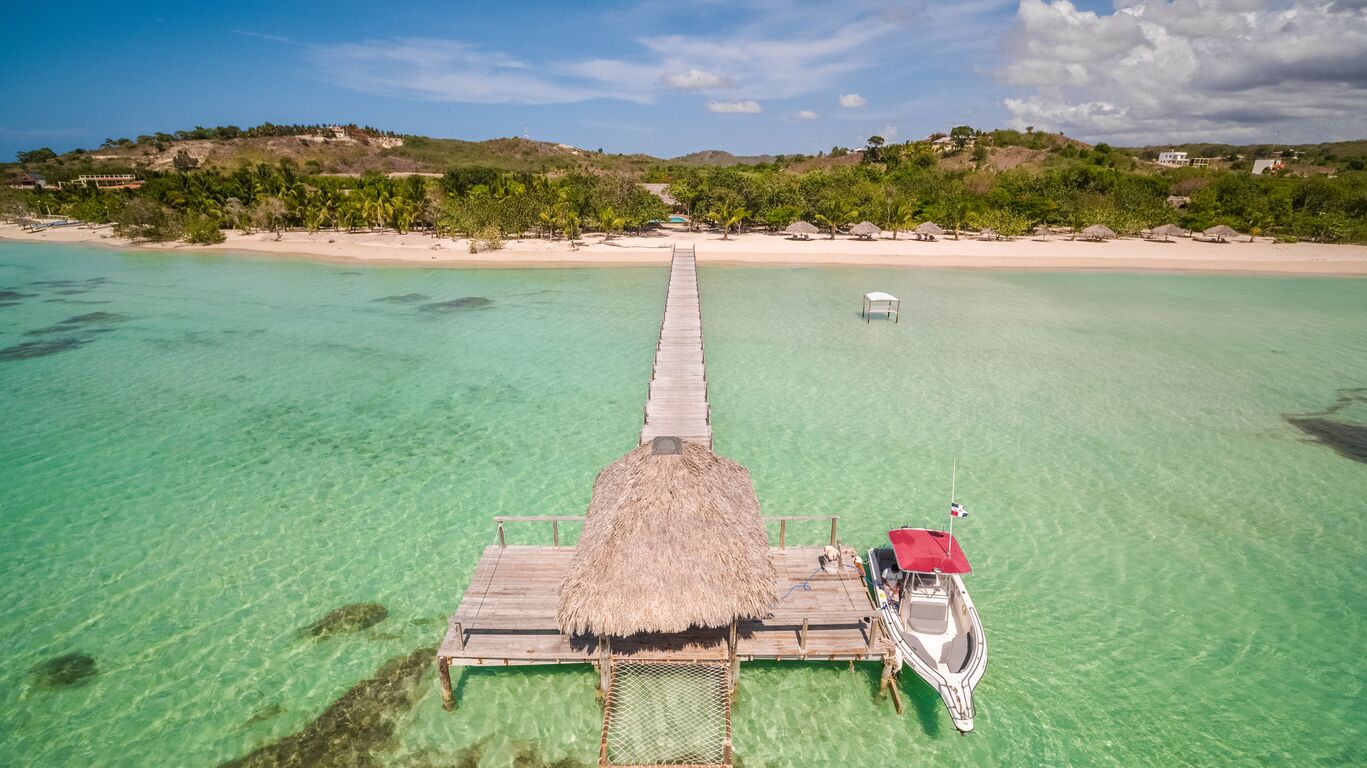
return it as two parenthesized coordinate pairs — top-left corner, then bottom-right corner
(6, 122), (1365, 180)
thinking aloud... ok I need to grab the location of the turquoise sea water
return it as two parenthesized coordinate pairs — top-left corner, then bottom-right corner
(1, 242), (1364, 767)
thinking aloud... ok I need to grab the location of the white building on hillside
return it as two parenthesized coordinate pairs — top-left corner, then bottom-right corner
(1157, 151), (1189, 166)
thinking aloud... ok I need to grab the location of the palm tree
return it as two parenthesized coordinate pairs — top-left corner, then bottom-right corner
(887, 200), (917, 240)
(946, 198), (969, 240)
(595, 206), (624, 240)
(706, 201), (749, 240)
(814, 200), (858, 240)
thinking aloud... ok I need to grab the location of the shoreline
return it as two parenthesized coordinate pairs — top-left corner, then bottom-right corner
(4, 223), (1367, 276)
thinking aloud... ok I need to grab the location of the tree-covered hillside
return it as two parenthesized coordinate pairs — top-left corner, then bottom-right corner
(3, 124), (1364, 245)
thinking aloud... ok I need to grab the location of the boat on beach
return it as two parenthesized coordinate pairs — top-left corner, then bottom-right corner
(867, 526), (987, 732)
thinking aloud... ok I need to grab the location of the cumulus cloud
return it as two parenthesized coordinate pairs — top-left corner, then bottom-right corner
(309, 38), (654, 104)
(661, 68), (733, 90)
(707, 100), (762, 114)
(880, 124), (899, 140)
(997, 0), (1367, 143)
(794, 109), (819, 120)
(838, 93), (867, 108)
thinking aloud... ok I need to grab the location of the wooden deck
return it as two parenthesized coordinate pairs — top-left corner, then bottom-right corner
(438, 541), (888, 667)
(640, 244), (711, 448)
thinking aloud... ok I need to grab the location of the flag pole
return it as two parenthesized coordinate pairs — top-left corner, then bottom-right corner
(947, 460), (957, 561)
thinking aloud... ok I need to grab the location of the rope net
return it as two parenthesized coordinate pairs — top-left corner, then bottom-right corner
(604, 662), (730, 767)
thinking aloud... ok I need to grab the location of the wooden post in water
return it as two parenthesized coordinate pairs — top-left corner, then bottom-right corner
(728, 619), (740, 697)
(881, 655), (903, 714)
(437, 656), (455, 710)
(799, 618), (809, 653)
(830, 517), (838, 546)
(779, 519), (786, 550)
(596, 635), (612, 697)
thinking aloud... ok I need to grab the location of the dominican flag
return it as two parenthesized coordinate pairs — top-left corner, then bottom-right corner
(950, 502), (969, 518)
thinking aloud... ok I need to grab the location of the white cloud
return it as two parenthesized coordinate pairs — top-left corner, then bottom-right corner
(839, 93), (867, 108)
(880, 124), (899, 140)
(998, 0), (1367, 143)
(707, 100), (762, 114)
(794, 109), (819, 120)
(661, 68), (733, 90)
(303, 3), (1017, 111)
(640, 23), (890, 100)
(308, 38), (653, 104)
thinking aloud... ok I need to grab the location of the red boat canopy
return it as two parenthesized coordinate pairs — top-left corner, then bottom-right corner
(888, 528), (971, 574)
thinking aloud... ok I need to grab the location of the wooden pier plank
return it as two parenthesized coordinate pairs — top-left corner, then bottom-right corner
(641, 245), (712, 448)
(439, 546), (889, 666)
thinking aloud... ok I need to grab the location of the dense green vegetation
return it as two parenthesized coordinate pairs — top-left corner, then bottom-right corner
(4, 128), (1365, 244)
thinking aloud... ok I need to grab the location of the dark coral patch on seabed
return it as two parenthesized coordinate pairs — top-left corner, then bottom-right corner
(0, 337), (89, 361)
(297, 603), (389, 638)
(419, 297), (492, 312)
(29, 653), (97, 689)
(372, 293), (430, 304)
(218, 646), (434, 768)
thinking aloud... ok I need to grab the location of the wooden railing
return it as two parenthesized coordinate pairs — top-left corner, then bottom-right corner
(490, 514), (839, 549)
(763, 515), (840, 548)
(493, 515), (585, 548)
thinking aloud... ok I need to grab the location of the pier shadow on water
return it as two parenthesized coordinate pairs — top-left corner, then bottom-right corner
(1285, 388), (1367, 465)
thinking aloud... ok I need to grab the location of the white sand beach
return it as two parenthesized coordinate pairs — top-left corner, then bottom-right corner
(4, 223), (1366, 275)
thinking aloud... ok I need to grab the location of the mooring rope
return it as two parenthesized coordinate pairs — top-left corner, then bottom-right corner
(778, 566), (824, 603)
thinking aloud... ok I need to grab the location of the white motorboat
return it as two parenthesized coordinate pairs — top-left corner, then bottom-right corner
(867, 527), (986, 732)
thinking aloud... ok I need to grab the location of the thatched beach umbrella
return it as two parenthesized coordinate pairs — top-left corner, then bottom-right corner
(1203, 224), (1241, 243)
(1032, 224), (1050, 240)
(850, 221), (882, 240)
(1149, 223), (1186, 241)
(558, 439), (777, 637)
(913, 222), (944, 240)
(1081, 224), (1116, 241)
(785, 220), (819, 240)
(978, 228), (1001, 241)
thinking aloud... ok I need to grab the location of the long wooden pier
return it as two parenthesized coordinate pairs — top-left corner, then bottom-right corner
(640, 244), (711, 448)
(435, 246), (900, 766)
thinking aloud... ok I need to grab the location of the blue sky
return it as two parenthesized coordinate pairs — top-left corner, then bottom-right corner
(3, 1), (1363, 160)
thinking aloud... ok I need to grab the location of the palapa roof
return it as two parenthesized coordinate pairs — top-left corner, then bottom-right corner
(978, 228), (1000, 240)
(850, 221), (882, 237)
(641, 183), (679, 206)
(1203, 224), (1241, 238)
(785, 220), (819, 235)
(1033, 224), (1051, 235)
(1151, 223), (1186, 237)
(1082, 224), (1116, 239)
(914, 222), (945, 235)
(558, 440), (777, 637)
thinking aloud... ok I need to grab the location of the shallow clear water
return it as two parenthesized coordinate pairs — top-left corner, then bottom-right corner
(1, 244), (1364, 767)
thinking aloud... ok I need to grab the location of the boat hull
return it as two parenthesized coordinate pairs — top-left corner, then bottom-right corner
(867, 547), (987, 732)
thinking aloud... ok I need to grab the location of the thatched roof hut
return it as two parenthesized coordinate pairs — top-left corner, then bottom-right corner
(913, 222), (944, 240)
(1203, 224), (1241, 242)
(558, 439), (777, 637)
(1081, 224), (1116, 241)
(978, 228), (1001, 241)
(850, 221), (881, 239)
(785, 220), (819, 239)
(1148, 223), (1186, 241)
